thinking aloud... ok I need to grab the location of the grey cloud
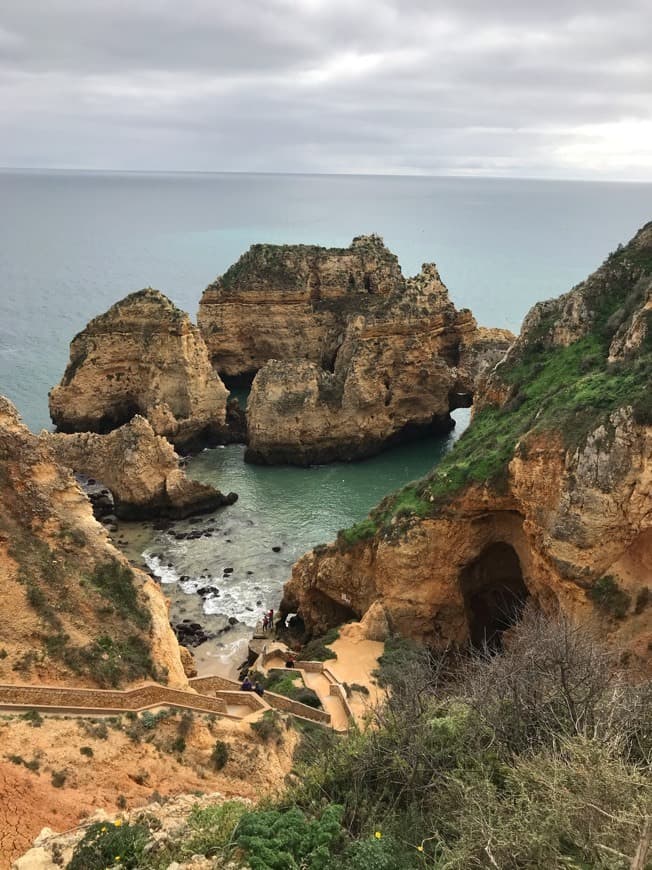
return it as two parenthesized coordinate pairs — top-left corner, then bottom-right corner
(0, 0), (651, 178)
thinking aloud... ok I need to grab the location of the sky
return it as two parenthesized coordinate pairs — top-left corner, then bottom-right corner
(1, 0), (651, 180)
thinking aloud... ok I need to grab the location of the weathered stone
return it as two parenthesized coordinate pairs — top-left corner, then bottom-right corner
(47, 416), (237, 520)
(49, 288), (229, 450)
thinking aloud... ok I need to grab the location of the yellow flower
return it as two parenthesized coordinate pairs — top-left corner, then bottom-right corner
(417, 844), (424, 852)
(114, 819), (122, 827)
(115, 858), (121, 863)
(374, 831), (382, 839)
(101, 826), (107, 833)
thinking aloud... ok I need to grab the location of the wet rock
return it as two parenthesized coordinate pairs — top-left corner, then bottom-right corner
(272, 545), (282, 552)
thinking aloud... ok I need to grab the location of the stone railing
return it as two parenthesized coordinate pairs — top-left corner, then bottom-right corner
(0, 683), (228, 716)
(191, 673), (331, 725)
(215, 690), (265, 712)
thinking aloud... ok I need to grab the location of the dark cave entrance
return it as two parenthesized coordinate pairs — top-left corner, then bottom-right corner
(460, 542), (529, 649)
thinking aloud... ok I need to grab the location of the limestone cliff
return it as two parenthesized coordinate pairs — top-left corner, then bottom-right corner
(0, 397), (187, 688)
(246, 263), (513, 464)
(47, 416), (237, 520)
(49, 289), (229, 450)
(281, 223), (652, 665)
(198, 234), (405, 377)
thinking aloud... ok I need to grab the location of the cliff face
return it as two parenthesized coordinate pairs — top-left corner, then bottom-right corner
(246, 263), (513, 464)
(197, 234), (405, 377)
(49, 289), (229, 450)
(281, 223), (652, 664)
(0, 397), (187, 688)
(47, 416), (237, 520)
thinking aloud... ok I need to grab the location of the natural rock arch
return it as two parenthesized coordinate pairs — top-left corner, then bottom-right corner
(460, 542), (529, 648)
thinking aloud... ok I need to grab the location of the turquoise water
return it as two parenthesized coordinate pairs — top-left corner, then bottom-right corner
(143, 410), (469, 629)
(1, 169), (650, 628)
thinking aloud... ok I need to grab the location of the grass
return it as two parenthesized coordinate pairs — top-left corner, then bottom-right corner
(88, 560), (151, 629)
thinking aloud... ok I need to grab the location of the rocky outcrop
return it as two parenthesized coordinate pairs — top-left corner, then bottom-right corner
(281, 223), (652, 665)
(49, 289), (229, 450)
(246, 263), (513, 464)
(198, 234), (405, 377)
(0, 396), (187, 688)
(47, 416), (237, 520)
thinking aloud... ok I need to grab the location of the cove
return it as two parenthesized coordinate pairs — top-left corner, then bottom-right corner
(140, 407), (471, 660)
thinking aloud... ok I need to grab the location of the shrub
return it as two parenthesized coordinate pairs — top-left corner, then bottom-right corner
(0, 648), (7, 659)
(588, 574), (631, 619)
(236, 804), (345, 870)
(298, 628), (339, 662)
(79, 719), (109, 740)
(265, 673), (322, 709)
(211, 740), (229, 771)
(21, 709), (43, 727)
(117, 794), (128, 810)
(51, 770), (67, 788)
(80, 746), (94, 757)
(68, 821), (149, 870)
(251, 710), (283, 744)
(182, 800), (246, 857)
(170, 736), (186, 754)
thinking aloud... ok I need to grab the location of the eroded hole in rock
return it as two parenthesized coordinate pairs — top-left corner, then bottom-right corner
(460, 542), (529, 649)
(98, 400), (141, 433)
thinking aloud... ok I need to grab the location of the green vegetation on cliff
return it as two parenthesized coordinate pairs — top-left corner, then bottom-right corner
(72, 614), (651, 869)
(338, 224), (652, 547)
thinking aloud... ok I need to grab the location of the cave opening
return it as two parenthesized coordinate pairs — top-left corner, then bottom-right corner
(460, 542), (529, 650)
(97, 400), (141, 433)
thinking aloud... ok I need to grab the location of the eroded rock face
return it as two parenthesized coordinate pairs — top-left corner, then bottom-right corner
(246, 264), (513, 464)
(49, 289), (229, 450)
(197, 235), (405, 377)
(281, 224), (652, 665)
(0, 396), (187, 688)
(47, 416), (237, 520)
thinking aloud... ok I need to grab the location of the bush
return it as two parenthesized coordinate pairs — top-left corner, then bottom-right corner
(265, 673), (322, 709)
(51, 770), (67, 788)
(236, 804), (345, 870)
(298, 628), (340, 662)
(211, 740), (229, 771)
(68, 821), (149, 870)
(21, 709), (43, 727)
(183, 800), (246, 857)
(251, 710), (283, 744)
(80, 746), (94, 757)
(588, 574), (631, 619)
(170, 736), (186, 754)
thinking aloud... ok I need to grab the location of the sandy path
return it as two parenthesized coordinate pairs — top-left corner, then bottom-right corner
(300, 671), (349, 732)
(325, 630), (385, 723)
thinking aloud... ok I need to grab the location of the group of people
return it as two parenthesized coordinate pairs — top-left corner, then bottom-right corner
(262, 608), (275, 632)
(240, 674), (265, 696)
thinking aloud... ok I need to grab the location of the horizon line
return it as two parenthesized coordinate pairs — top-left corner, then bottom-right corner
(1, 165), (651, 185)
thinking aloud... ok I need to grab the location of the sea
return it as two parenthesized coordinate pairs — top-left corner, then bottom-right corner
(1, 169), (650, 655)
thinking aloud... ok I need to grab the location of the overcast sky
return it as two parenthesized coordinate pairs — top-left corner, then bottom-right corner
(1, 0), (651, 179)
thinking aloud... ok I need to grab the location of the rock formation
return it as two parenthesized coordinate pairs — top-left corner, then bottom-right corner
(197, 234), (406, 377)
(49, 289), (229, 450)
(281, 223), (652, 666)
(246, 262), (513, 464)
(47, 416), (237, 520)
(0, 396), (187, 688)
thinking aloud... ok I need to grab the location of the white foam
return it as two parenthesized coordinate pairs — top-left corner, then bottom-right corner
(143, 552), (181, 585)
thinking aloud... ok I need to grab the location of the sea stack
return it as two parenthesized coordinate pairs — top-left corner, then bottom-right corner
(49, 288), (229, 450)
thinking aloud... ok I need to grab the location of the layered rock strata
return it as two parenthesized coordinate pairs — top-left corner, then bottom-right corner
(281, 223), (652, 665)
(0, 396), (187, 688)
(47, 416), (236, 520)
(198, 234), (406, 377)
(49, 289), (229, 450)
(246, 263), (513, 464)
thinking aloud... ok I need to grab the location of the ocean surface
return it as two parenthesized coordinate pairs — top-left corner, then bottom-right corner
(1, 169), (650, 638)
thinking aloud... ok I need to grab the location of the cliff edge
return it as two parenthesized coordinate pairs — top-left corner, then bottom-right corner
(281, 223), (652, 665)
